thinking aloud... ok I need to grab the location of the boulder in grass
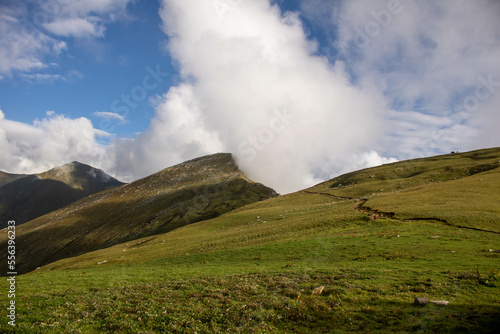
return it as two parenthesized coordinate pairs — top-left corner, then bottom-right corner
(414, 297), (428, 306)
(312, 286), (325, 295)
(430, 300), (449, 306)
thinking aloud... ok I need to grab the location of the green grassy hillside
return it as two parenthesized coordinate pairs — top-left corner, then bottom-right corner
(1, 149), (499, 333)
(0, 153), (277, 275)
(309, 147), (500, 232)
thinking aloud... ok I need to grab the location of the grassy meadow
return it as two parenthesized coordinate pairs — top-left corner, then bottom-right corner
(1, 148), (499, 333)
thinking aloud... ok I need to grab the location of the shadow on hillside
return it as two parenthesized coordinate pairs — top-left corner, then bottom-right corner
(0, 178), (83, 228)
(0, 178), (275, 275)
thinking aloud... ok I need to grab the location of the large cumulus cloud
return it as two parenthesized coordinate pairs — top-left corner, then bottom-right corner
(1, 0), (499, 194)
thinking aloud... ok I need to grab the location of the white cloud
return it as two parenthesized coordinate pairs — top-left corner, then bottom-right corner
(20, 73), (63, 83)
(44, 17), (105, 38)
(0, 110), (107, 175)
(0, 0), (134, 79)
(101, 84), (225, 182)
(18, 70), (84, 83)
(335, 0), (500, 99)
(0, 10), (66, 77)
(55, 0), (134, 17)
(331, 0), (500, 152)
(1, 0), (499, 194)
(94, 111), (127, 124)
(152, 0), (393, 193)
(469, 87), (500, 151)
(41, 0), (134, 38)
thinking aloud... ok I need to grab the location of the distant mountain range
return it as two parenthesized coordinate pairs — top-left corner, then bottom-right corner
(0, 153), (278, 274)
(0, 162), (124, 228)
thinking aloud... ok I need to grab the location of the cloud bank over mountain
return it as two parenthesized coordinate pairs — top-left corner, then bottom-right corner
(1, 0), (499, 193)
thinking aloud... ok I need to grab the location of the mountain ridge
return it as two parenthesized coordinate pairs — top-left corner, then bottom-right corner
(36, 161), (121, 190)
(0, 171), (26, 187)
(34, 147), (500, 273)
(0, 161), (124, 228)
(0, 153), (278, 274)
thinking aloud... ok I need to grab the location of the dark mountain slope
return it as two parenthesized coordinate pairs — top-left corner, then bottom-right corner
(0, 171), (26, 187)
(0, 153), (278, 274)
(0, 162), (124, 228)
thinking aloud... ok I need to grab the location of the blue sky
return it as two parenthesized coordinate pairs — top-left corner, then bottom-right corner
(1, 0), (499, 193)
(0, 0), (312, 139)
(0, 0), (172, 138)
(0, 0), (330, 141)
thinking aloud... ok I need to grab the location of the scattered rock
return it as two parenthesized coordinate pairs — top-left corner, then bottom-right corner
(414, 297), (428, 306)
(414, 298), (449, 306)
(312, 286), (325, 295)
(430, 300), (449, 306)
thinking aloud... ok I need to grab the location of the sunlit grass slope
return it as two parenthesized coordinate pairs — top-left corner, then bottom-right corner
(1, 148), (499, 333)
(0, 153), (277, 275)
(310, 147), (500, 232)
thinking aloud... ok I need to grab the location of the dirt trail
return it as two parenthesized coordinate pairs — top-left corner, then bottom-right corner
(301, 191), (353, 201)
(352, 199), (395, 220)
(302, 191), (394, 221)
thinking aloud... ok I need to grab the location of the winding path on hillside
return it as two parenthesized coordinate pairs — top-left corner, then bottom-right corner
(301, 191), (500, 235)
(301, 191), (394, 220)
